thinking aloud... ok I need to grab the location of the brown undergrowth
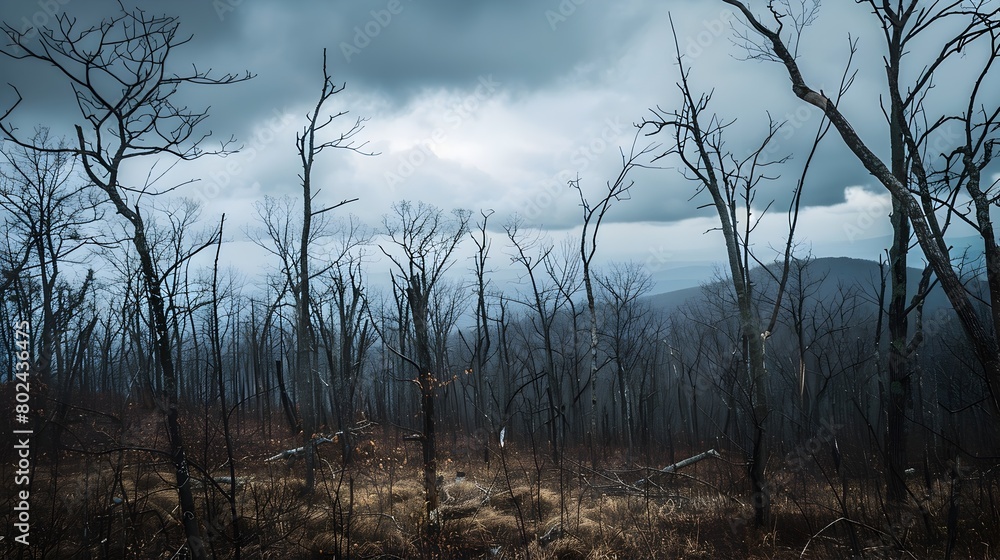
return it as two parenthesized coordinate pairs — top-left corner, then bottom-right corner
(0, 411), (998, 559)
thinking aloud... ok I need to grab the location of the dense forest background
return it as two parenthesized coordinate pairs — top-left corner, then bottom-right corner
(1, 2), (999, 559)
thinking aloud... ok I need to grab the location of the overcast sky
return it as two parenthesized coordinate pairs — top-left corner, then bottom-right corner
(1, 0), (996, 293)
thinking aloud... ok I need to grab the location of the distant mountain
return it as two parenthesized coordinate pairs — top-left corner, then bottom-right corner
(847, 234), (987, 266)
(646, 263), (719, 293)
(645, 284), (705, 316)
(644, 256), (981, 318)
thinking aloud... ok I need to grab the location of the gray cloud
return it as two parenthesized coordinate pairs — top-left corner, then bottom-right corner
(0, 0), (996, 289)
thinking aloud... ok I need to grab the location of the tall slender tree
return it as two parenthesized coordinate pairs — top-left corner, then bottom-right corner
(640, 16), (839, 524)
(292, 48), (370, 492)
(569, 132), (653, 464)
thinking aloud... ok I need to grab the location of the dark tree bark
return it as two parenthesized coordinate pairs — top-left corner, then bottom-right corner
(885, 21), (911, 502)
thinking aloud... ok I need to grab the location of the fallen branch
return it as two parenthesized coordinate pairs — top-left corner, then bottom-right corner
(567, 458), (645, 495)
(539, 523), (563, 546)
(266, 436), (334, 462)
(799, 517), (892, 559)
(634, 448), (721, 486)
(265, 421), (377, 462)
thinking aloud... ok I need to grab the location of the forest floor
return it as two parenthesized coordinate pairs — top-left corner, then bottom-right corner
(1, 408), (998, 558)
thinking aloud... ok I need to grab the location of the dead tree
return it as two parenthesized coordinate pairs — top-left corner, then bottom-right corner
(313, 216), (374, 464)
(463, 210), (495, 436)
(0, 8), (252, 557)
(380, 200), (470, 551)
(0, 129), (99, 387)
(208, 215), (241, 559)
(720, 0), (1000, 427)
(0, 129), (102, 451)
(569, 132), (654, 464)
(639, 16), (842, 525)
(292, 48), (370, 492)
(596, 262), (655, 463)
(505, 220), (566, 462)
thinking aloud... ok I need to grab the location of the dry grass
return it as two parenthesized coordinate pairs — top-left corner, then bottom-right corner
(2, 421), (998, 559)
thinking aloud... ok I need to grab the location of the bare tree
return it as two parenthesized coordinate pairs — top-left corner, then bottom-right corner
(597, 261), (654, 462)
(0, 7), (252, 557)
(0, 128), (103, 451)
(569, 132), (654, 462)
(313, 216), (374, 464)
(638, 16), (842, 525)
(138, 197), (221, 405)
(720, 0), (1000, 424)
(379, 200), (470, 551)
(505, 220), (567, 462)
(462, 209), (495, 436)
(207, 214), (242, 558)
(292, 48), (370, 492)
(0, 129), (98, 380)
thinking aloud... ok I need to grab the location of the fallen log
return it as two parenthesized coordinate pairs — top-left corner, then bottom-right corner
(634, 448), (721, 486)
(266, 436), (334, 462)
(265, 421), (377, 462)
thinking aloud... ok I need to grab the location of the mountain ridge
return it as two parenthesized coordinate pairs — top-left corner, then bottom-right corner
(643, 255), (976, 317)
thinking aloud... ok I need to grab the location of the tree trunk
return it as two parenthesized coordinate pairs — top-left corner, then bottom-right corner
(297, 168), (317, 490)
(409, 285), (440, 552)
(584, 270), (599, 466)
(274, 359), (300, 433)
(885, 58), (910, 505)
(746, 327), (770, 527)
(88, 168), (206, 556)
(878, 12), (916, 507)
(616, 365), (634, 463)
(131, 212), (207, 559)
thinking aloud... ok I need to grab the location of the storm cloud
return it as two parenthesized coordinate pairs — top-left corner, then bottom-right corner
(0, 0), (993, 290)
